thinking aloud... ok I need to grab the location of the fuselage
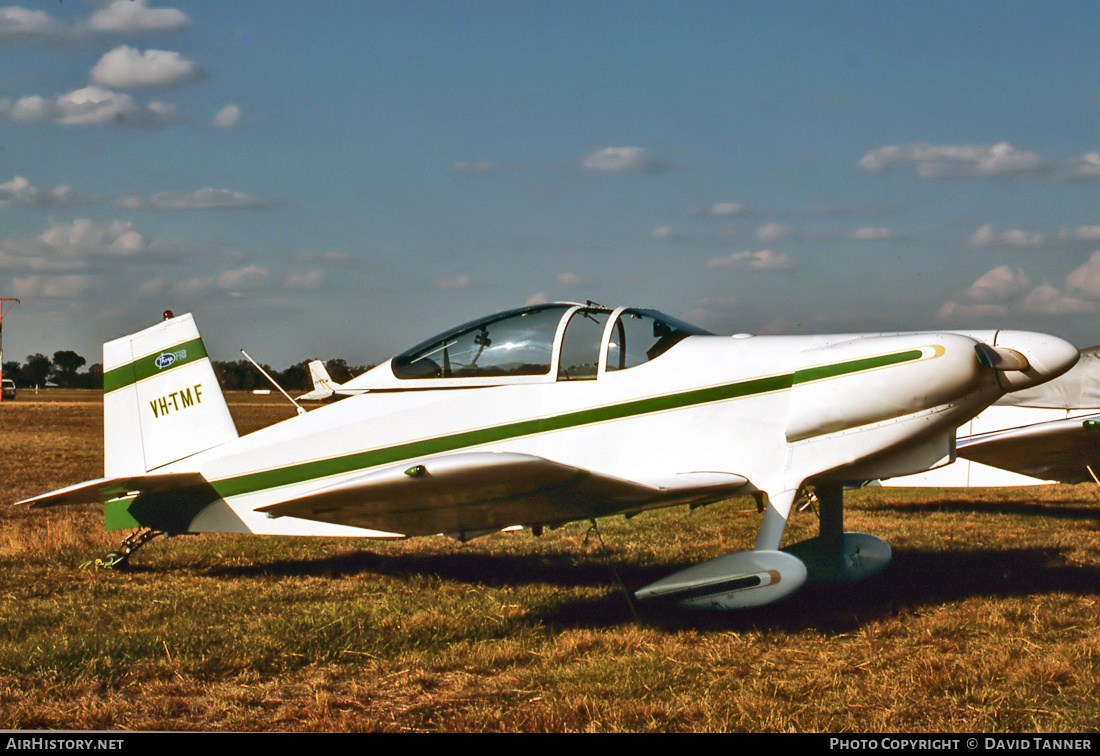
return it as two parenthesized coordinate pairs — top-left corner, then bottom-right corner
(163, 303), (1076, 539)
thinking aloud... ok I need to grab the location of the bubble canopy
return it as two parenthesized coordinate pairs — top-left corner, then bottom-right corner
(390, 303), (712, 381)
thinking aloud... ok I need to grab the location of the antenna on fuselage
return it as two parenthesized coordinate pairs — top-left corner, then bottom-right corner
(240, 349), (306, 416)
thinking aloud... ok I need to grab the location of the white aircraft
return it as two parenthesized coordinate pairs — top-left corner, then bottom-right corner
(885, 345), (1100, 488)
(18, 303), (1079, 610)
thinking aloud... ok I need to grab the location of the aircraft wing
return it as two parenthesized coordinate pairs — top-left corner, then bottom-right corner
(257, 452), (748, 539)
(957, 412), (1100, 484)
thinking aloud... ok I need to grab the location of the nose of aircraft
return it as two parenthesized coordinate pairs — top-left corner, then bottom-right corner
(985, 330), (1079, 393)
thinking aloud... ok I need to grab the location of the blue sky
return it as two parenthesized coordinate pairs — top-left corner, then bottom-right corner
(2, 1), (1100, 368)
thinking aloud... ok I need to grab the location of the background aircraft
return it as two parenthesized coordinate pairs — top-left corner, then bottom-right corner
(18, 304), (1078, 610)
(297, 360), (367, 401)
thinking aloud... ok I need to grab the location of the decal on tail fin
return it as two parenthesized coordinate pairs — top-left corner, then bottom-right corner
(103, 313), (238, 476)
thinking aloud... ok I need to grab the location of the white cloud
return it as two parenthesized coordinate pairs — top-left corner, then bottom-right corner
(216, 264), (269, 291)
(1001, 229), (1045, 247)
(0, 175), (40, 206)
(968, 224), (996, 247)
(119, 187), (273, 211)
(580, 146), (657, 173)
(961, 265), (1031, 304)
(210, 104), (241, 128)
(0, 6), (87, 42)
(556, 272), (583, 285)
(172, 275), (215, 299)
(0, 6), (60, 39)
(1067, 152), (1100, 179)
(88, 0), (190, 35)
(1066, 251), (1100, 300)
(0, 2), (189, 44)
(851, 226), (897, 241)
(90, 46), (206, 89)
(1058, 225), (1100, 242)
(710, 202), (744, 216)
(858, 141), (1048, 178)
(968, 224), (1044, 247)
(136, 277), (167, 298)
(650, 225), (675, 241)
(285, 269), (323, 290)
(525, 292), (549, 306)
(940, 261), (1100, 321)
(7, 86), (176, 127)
(433, 274), (473, 290)
(451, 161), (495, 173)
(936, 300), (1009, 320)
(756, 222), (789, 243)
(7, 95), (57, 122)
(36, 219), (145, 257)
(682, 297), (740, 330)
(705, 249), (793, 271)
(0, 177), (271, 211)
(1020, 283), (1098, 316)
(0, 219), (150, 272)
(11, 274), (93, 299)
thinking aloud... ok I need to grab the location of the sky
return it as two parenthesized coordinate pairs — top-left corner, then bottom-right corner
(2, 1), (1100, 369)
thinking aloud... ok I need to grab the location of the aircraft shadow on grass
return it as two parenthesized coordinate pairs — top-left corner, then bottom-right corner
(192, 540), (1100, 633)
(871, 495), (1100, 522)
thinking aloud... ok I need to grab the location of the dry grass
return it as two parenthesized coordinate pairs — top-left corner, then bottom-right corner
(2, 390), (1099, 732)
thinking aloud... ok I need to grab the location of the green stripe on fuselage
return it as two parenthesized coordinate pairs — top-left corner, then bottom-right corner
(792, 349), (923, 384)
(207, 347), (928, 501)
(103, 337), (208, 394)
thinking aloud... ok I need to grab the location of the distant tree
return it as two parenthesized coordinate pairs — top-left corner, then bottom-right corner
(2, 361), (21, 386)
(212, 359), (282, 391)
(74, 363), (103, 390)
(276, 361), (311, 392)
(52, 350), (87, 387)
(324, 358), (354, 384)
(23, 353), (52, 387)
(211, 358), (372, 392)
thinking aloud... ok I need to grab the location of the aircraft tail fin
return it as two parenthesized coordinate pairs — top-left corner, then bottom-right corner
(298, 359), (342, 400)
(103, 313), (238, 477)
(310, 360), (338, 390)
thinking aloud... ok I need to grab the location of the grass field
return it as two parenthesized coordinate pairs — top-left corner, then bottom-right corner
(1, 390), (1099, 732)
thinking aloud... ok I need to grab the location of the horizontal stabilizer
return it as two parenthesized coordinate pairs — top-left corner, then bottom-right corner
(259, 452), (746, 538)
(18, 472), (220, 534)
(18, 472), (210, 508)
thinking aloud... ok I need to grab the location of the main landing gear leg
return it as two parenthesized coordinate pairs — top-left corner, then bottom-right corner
(783, 482), (892, 584)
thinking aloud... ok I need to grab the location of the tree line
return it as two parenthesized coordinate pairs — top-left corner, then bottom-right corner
(1, 352), (371, 392)
(3, 351), (101, 389)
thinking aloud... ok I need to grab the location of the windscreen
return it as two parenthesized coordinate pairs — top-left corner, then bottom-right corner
(392, 305), (572, 379)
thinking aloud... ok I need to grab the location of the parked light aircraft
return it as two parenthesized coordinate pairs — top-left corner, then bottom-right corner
(18, 303), (1080, 609)
(885, 345), (1100, 488)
